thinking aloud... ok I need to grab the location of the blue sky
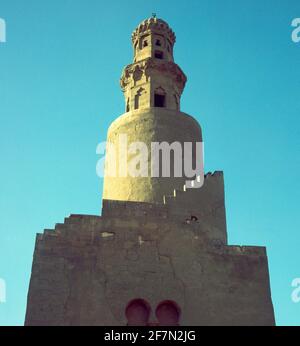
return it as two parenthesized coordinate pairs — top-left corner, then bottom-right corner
(0, 0), (299, 326)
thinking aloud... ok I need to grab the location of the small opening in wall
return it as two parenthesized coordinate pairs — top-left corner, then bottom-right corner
(154, 50), (164, 59)
(154, 94), (166, 108)
(143, 40), (148, 48)
(134, 95), (139, 110)
(156, 39), (161, 46)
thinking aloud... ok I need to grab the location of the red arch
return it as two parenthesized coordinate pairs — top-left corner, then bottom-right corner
(155, 300), (181, 326)
(125, 299), (151, 326)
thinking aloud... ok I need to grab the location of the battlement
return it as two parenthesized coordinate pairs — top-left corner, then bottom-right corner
(162, 170), (227, 243)
(131, 17), (176, 45)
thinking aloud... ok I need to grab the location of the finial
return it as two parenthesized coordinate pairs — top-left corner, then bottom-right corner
(152, 13), (157, 19)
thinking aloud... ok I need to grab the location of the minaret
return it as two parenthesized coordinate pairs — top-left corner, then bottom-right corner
(103, 17), (203, 203)
(25, 17), (275, 327)
(123, 16), (184, 112)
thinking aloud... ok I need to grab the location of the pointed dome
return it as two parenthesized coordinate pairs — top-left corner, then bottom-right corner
(131, 17), (176, 45)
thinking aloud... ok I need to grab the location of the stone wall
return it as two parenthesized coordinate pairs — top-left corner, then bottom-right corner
(25, 189), (275, 325)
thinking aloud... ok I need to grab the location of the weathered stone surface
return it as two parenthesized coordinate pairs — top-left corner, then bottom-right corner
(102, 108), (202, 204)
(25, 188), (275, 325)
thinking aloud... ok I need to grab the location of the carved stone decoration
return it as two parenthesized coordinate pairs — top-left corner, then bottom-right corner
(133, 65), (143, 83)
(120, 58), (187, 96)
(132, 17), (176, 46)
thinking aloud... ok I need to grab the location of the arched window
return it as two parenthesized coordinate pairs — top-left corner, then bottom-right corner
(154, 50), (164, 60)
(139, 35), (149, 50)
(134, 88), (145, 110)
(125, 299), (151, 326)
(156, 39), (162, 47)
(156, 300), (181, 326)
(154, 87), (166, 108)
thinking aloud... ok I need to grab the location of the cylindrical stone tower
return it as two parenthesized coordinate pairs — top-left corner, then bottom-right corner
(103, 17), (202, 203)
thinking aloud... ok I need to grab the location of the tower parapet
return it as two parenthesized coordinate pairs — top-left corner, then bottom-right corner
(131, 17), (176, 63)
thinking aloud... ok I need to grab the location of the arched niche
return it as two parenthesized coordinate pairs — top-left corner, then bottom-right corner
(155, 300), (181, 326)
(125, 299), (151, 326)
